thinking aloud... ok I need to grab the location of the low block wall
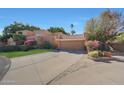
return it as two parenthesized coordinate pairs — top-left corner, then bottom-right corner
(111, 42), (124, 52)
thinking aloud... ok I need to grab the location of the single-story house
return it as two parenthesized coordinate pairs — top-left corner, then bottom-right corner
(16, 30), (86, 50)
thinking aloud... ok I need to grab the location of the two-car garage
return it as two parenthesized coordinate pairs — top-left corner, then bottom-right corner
(56, 39), (85, 50)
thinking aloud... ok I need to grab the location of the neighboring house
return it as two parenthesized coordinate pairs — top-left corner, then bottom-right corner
(16, 30), (35, 37)
(16, 30), (62, 47)
(16, 29), (49, 41)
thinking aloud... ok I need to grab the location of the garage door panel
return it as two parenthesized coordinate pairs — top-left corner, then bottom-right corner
(59, 40), (84, 50)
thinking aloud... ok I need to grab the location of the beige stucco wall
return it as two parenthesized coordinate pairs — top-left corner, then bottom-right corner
(57, 39), (85, 50)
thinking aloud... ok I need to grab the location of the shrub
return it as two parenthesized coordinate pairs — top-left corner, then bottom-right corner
(0, 45), (35, 52)
(87, 32), (96, 40)
(24, 40), (37, 46)
(88, 50), (112, 58)
(41, 41), (54, 49)
(0, 45), (19, 52)
(88, 51), (99, 58)
(113, 32), (124, 43)
(98, 42), (113, 52)
(85, 40), (113, 52)
(85, 40), (99, 52)
(18, 45), (29, 51)
(18, 45), (35, 51)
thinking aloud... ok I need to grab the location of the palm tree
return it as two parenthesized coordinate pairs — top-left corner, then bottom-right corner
(71, 30), (76, 35)
(70, 24), (76, 35)
(70, 24), (74, 29)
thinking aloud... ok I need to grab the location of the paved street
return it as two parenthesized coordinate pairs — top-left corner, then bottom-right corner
(0, 51), (124, 85)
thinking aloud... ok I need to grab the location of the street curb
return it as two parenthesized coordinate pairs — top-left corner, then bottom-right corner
(0, 56), (11, 81)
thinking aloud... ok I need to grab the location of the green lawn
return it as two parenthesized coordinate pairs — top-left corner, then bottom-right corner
(0, 49), (53, 58)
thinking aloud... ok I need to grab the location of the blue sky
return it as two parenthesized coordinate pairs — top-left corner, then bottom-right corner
(0, 8), (124, 34)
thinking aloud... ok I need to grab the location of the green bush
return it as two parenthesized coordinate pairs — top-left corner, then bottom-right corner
(114, 32), (124, 43)
(0, 45), (36, 52)
(18, 45), (36, 51)
(87, 32), (96, 40)
(41, 41), (54, 49)
(18, 45), (29, 51)
(0, 45), (19, 52)
(88, 51), (99, 58)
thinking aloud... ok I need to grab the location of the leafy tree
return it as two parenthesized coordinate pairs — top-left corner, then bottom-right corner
(0, 34), (12, 42)
(48, 27), (66, 34)
(85, 18), (97, 33)
(3, 21), (41, 35)
(13, 34), (26, 41)
(85, 10), (124, 42)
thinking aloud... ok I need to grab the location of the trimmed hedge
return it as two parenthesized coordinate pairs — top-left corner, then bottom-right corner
(0, 45), (35, 52)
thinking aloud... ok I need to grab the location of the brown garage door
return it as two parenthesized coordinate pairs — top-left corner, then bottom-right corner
(56, 39), (85, 50)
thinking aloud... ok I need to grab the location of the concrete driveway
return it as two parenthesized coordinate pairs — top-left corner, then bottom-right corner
(0, 51), (83, 84)
(0, 51), (124, 85)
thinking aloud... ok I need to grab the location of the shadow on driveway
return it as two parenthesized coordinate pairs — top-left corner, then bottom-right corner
(92, 53), (124, 64)
(53, 49), (85, 54)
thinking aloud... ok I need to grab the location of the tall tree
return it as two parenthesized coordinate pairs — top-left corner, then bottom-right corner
(85, 18), (97, 33)
(3, 21), (41, 35)
(70, 24), (76, 35)
(48, 27), (66, 34)
(70, 24), (74, 29)
(85, 10), (124, 42)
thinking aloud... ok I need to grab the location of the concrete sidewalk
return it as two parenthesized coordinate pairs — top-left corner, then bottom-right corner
(0, 51), (82, 84)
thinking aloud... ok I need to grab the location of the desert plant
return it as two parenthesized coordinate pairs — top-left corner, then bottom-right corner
(88, 51), (99, 58)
